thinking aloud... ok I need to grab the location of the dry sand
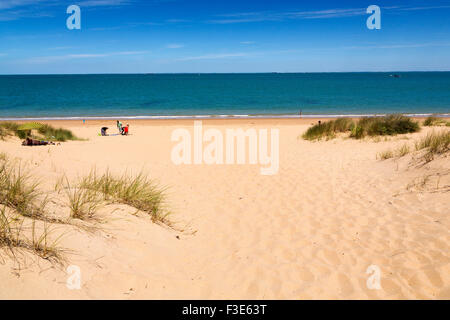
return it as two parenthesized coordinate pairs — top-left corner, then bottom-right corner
(0, 118), (449, 299)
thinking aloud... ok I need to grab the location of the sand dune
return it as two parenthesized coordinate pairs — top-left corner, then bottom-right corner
(0, 119), (449, 299)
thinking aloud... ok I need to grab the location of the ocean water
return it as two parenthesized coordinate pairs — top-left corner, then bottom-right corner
(0, 73), (449, 119)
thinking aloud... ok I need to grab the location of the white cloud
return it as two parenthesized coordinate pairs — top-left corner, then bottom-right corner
(23, 51), (148, 63)
(208, 8), (368, 24)
(343, 42), (450, 50)
(74, 0), (132, 7)
(0, 0), (51, 11)
(240, 41), (255, 45)
(176, 53), (249, 61)
(208, 5), (450, 24)
(396, 5), (450, 11)
(0, 0), (132, 21)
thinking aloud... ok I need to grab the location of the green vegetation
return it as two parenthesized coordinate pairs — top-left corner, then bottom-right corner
(1, 152), (171, 265)
(37, 124), (77, 141)
(0, 155), (42, 218)
(396, 144), (411, 157)
(350, 115), (420, 139)
(378, 150), (394, 160)
(302, 117), (354, 140)
(0, 154), (64, 263)
(0, 121), (79, 142)
(1, 206), (63, 263)
(423, 116), (448, 127)
(378, 130), (449, 162)
(415, 130), (450, 162)
(64, 178), (103, 220)
(303, 115), (420, 141)
(79, 170), (168, 224)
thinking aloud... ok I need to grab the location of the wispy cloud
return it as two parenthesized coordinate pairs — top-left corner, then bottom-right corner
(0, 9), (53, 21)
(0, 0), (52, 11)
(165, 18), (190, 23)
(208, 5), (450, 24)
(47, 46), (75, 50)
(23, 51), (148, 63)
(74, 0), (133, 7)
(176, 53), (249, 61)
(240, 41), (256, 45)
(396, 5), (450, 11)
(208, 8), (367, 24)
(342, 42), (450, 50)
(0, 0), (132, 21)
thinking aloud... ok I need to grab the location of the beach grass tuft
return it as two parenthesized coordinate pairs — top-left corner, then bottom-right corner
(0, 206), (22, 251)
(303, 115), (420, 141)
(37, 124), (77, 142)
(30, 219), (64, 262)
(379, 130), (449, 162)
(0, 156), (42, 218)
(302, 118), (354, 140)
(1, 206), (63, 264)
(0, 122), (79, 142)
(64, 178), (103, 220)
(414, 130), (450, 162)
(396, 144), (411, 157)
(350, 115), (420, 139)
(79, 170), (169, 224)
(423, 116), (448, 127)
(378, 150), (394, 160)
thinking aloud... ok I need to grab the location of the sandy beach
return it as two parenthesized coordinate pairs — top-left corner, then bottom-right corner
(0, 118), (449, 299)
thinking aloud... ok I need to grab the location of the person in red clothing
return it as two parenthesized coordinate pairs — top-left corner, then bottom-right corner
(122, 123), (129, 135)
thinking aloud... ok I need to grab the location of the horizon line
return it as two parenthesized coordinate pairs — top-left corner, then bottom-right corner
(1, 70), (450, 76)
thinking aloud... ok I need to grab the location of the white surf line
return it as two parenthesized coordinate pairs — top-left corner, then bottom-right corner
(0, 113), (449, 121)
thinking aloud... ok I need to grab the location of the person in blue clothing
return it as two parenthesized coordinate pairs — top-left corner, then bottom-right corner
(116, 120), (123, 134)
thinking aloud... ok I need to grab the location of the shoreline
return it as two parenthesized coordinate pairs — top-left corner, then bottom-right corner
(1, 112), (449, 122)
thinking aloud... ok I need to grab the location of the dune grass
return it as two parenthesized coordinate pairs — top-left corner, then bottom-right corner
(302, 117), (354, 140)
(37, 124), (77, 142)
(29, 219), (64, 262)
(63, 178), (103, 220)
(378, 150), (394, 160)
(303, 115), (420, 141)
(415, 130), (450, 162)
(423, 116), (448, 127)
(0, 156), (42, 218)
(0, 121), (79, 142)
(378, 143), (412, 160)
(0, 154), (67, 224)
(350, 115), (420, 139)
(0, 206), (22, 251)
(0, 206), (63, 263)
(378, 130), (449, 162)
(396, 144), (411, 157)
(79, 170), (168, 224)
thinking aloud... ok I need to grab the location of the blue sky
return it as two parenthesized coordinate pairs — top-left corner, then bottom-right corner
(0, 0), (450, 73)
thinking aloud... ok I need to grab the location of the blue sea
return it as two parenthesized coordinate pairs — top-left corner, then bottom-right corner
(0, 73), (449, 119)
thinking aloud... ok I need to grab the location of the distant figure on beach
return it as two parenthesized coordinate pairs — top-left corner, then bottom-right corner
(122, 123), (129, 135)
(318, 120), (321, 125)
(299, 110), (302, 117)
(101, 127), (109, 136)
(22, 137), (54, 146)
(117, 120), (123, 134)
